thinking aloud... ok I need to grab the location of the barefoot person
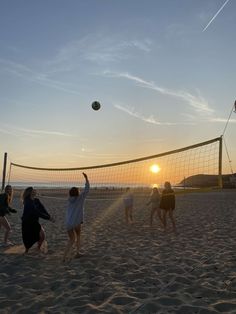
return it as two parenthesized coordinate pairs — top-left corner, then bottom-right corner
(147, 187), (162, 227)
(63, 172), (90, 262)
(0, 185), (17, 246)
(160, 182), (176, 232)
(21, 187), (54, 254)
(123, 187), (134, 224)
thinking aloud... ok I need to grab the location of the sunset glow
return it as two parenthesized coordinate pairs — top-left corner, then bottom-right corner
(150, 164), (161, 174)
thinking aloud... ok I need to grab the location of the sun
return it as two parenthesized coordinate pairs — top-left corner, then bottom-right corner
(150, 164), (161, 174)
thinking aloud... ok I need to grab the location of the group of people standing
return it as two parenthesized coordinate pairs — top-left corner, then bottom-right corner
(0, 175), (176, 261)
(123, 181), (176, 232)
(0, 173), (89, 262)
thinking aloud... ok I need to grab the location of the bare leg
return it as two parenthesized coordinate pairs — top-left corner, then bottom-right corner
(24, 248), (29, 254)
(168, 210), (176, 232)
(129, 207), (133, 223)
(74, 225), (81, 255)
(157, 208), (164, 226)
(63, 229), (75, 262)
(162, 210), (167, 231)
(150, 208), (156, 227)
(0, 217), (11, 244)
(37, 227), (45, 251)
(125, 208), (129, 224)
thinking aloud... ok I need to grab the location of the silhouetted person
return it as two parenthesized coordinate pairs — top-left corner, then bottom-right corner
(160, 182), (176, 232)
(0, 185), (17, 246)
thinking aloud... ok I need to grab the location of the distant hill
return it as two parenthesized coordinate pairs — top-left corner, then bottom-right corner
(179, 173), (236, 188)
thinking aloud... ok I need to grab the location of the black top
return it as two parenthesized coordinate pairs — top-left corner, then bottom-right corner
(22, 198), (50, 222)
(160, 188), (175, 210)
(0, 192), (17, 217)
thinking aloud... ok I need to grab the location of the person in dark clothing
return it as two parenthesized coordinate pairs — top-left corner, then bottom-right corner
(0, 185), (17, 246)
(146, 187), (163, 227)
(159, 181), (176, 232)
(21, 187), (54, 254)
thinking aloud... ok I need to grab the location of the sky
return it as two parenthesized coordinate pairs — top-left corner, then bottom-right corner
(0, 0), (236, 181)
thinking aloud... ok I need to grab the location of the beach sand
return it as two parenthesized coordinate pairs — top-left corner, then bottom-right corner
(1, 190), (236, 313)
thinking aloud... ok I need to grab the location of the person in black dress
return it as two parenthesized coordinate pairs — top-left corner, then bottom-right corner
(160, 181), (176, 232)
(21, 187), (54, 254)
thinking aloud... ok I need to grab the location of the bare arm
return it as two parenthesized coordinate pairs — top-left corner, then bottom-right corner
(83, 172), (89, 182)
(82, 172), (90, 195)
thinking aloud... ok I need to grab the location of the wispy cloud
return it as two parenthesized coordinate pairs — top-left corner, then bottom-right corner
(209, 117), (236, 123)
(202, 0), (230, 32)
(48, 35), (152, 68)
(85, 37), (152, 60)
(114, 103), (192, 126)
(0, 128), (22, 137)
(104, 71), (214, 114)
(0, 58), (81, 95)
(180, 113), (236, 124)
(0, 34), (152, 92)
(180, 113), (197, 121)
(1, 123), (78, 138)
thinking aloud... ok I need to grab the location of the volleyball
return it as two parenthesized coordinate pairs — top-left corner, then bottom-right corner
(92, 101), (101, 111)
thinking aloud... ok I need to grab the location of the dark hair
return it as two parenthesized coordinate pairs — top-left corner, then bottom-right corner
(69, 187), (79, 197)
(4, 185), (13, 203)
(151, 187), (159, 196)
(164, 181), (171, 190)
(5, 185), (12, 191)
(22, 187), (33, 203)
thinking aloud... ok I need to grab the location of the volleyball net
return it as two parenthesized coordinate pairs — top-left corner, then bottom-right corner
(6, 137), (222, 198)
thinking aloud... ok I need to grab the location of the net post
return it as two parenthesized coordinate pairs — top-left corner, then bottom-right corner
(1, 152), (7, 192)
(218, 136), (223, 189)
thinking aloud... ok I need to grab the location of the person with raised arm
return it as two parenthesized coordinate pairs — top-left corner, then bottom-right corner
(63, 172), (90, 262)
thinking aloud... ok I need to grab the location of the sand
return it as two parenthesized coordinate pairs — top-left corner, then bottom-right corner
(0, 190), (236, 313)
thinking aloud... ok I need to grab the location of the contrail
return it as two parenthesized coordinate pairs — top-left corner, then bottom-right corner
(203, 0), (230, 32)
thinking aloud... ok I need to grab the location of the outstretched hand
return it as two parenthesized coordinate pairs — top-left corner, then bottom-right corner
(82, 172), (88, 179)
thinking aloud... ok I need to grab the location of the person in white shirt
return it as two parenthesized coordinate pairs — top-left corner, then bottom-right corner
(63, 172), (90, 262)
(123, 187), (134, 224)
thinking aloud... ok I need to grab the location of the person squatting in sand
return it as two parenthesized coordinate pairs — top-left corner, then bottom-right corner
(21, 187), (55, 254)
(146, 187), (163, 227)
(63, 172), (90, 262)
(123, 187), (134, 224)
(0, 185), (17, 246)
(159, 181), (176, 232)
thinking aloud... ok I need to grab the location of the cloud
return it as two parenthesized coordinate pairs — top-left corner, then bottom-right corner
(48, 34), (152, 68)
(209, 117), (236, 123)
(0, 128), (22, 137)
(0, 58), (81, 95)
(104, 71), (214, 114)
(1, 123), (78, 138)
(0, 34), (152, 93)
(114, 103), (191, 126)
